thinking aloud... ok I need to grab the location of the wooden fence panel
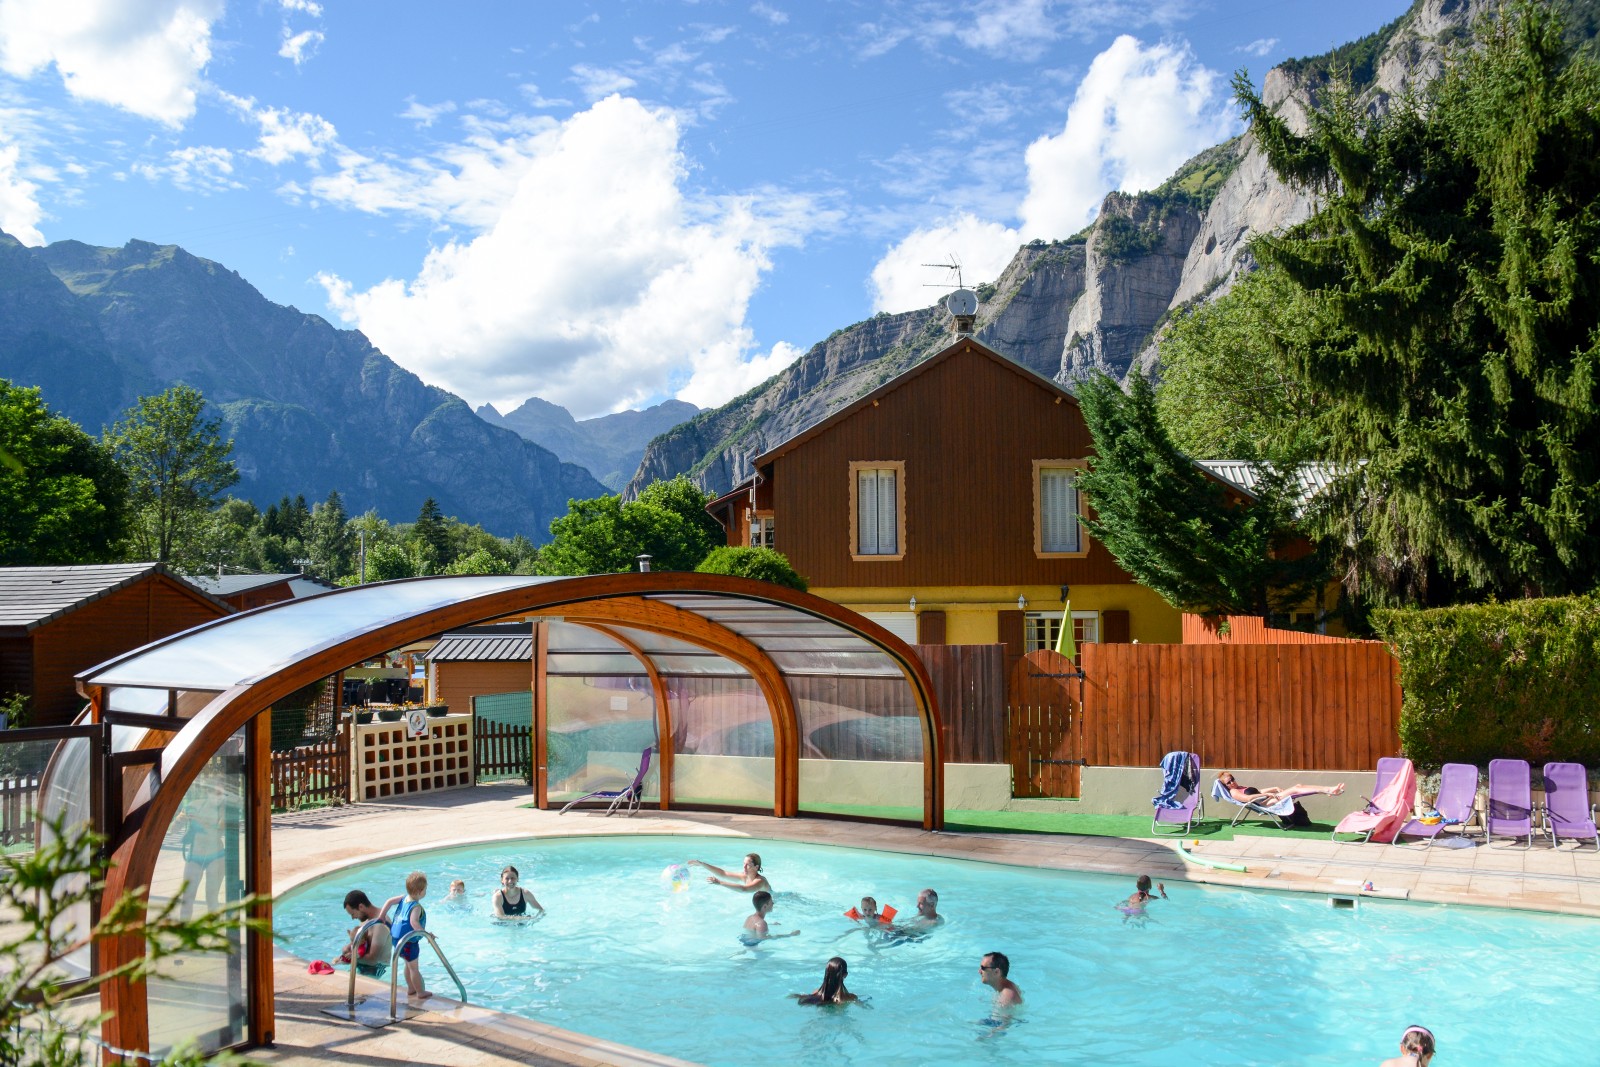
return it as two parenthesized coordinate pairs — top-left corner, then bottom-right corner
(270, 724), (349, 811)
(0, 773), (39, 847)
(475, 717), (531, 781)
(913, 644), (1005, 764)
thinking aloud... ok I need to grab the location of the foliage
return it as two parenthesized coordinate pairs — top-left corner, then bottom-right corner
(1274, 9), (1409, 91)
(1149, 138), (1243, 211)
(1153, 267), (1339, 458)
(105, 384), (239, 567)
(411, 497), (452, 571)
(695, 546), (809, 591)
(1372, 595), (1600, 769)
(1075, 372), (1326, 617)
(537, 476), (719, 575)
(0, 380), (127, 565)
(1, 816), (263, 1067)
(442, 548), (512, 576)
(1233, 1), (1600, 605)
(308, 491), (354, 578)
(364, 541), (422, 582)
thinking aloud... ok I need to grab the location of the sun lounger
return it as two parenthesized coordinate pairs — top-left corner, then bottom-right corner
(1209, 777), (1297, 828)
(558, 746), (654, 816)
(1331, 758), (1416, 843)
(1486, 758), (1536, 848)
(1152, 752), (1202, 835)
(1541, 762), (1598, 852)
(1392, 762), (1478, 848)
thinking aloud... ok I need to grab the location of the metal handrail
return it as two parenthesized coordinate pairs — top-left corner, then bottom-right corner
(340, 918), (385, 1010)
(388, 929), (467, 1017)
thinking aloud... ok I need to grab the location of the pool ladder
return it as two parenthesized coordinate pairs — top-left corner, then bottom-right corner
(331, 919), (468, 1023)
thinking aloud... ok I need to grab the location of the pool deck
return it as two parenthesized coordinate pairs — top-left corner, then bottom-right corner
(257, 783), (1600, 1067)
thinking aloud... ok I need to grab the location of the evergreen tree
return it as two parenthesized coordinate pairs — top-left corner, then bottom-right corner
(411, 497), (453, 571)
(0, 380), (126, 564)
(308, 491), (353, 579)
(1234, 0), (1600, 602)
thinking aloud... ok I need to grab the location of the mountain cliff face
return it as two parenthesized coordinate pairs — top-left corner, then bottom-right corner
(628, 0), (1497, 500)
(0, 234), (606, 538)
(477, 396), (698, 491)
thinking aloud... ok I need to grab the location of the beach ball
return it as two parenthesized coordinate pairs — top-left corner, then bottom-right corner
(661, 863), (690, 893)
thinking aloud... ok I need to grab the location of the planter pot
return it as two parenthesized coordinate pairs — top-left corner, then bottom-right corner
(426, 705), (449, 718)
(377, 708), (405, 722)
(354, 711), (374, 725)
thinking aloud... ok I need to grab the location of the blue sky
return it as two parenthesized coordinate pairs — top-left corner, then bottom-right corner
(0, 0), (1410, 419)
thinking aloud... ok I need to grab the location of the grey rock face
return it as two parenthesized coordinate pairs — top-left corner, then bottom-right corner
(480, 396), (698, 491)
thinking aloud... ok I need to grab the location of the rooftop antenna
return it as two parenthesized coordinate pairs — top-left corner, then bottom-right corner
(922, 254), (978, 336)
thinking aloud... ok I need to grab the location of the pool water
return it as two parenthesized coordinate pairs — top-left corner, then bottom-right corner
(276, 836), (1598, 1066)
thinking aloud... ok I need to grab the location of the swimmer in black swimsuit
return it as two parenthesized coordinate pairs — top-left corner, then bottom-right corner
(492, 864), (544, 920)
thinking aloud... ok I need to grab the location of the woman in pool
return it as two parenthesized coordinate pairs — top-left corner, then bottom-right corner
(1379, 1025), (1435, 1066)
(492, 865), (544, 920)
(688, 853), (771, 893)
(793, 957), (858, 1005)
(1217, 771), (1345, 803)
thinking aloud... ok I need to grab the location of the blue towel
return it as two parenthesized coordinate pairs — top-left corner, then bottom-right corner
(1153, 751), (1192, 809)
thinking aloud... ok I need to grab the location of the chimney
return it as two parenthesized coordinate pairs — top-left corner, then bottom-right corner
(636, 554), (653, 573)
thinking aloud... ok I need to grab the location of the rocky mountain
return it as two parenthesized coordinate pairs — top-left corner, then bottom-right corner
(0, 233), (606, 538)
(627, 0), (1502, 499)
(476, 396), (698, 491)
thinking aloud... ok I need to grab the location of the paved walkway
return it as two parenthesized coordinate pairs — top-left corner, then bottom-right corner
(259, 784), (1600, 1066)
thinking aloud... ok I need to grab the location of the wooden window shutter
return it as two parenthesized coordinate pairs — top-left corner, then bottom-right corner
(916, 610), (946, 645)
(1102, 609), (1130, 644)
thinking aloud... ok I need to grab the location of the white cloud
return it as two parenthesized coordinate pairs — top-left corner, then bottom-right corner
(130, 145), (241, 193)
(750, 3), (788, 25)
(220, 92), (339, 166)
(1018, 34), (1235, 239)
(279, 0), (322, 14)
(571, 64), (638, 101)
(316, 95), (819, 417)
(859, 0), (1192, 62)
(0, 141), (44, 244)
(279, 28), (324, 65)
(1236, 38), (1277, 57)
(0, 0), (222, 126)
(401, 98), (457, 127)
(869, 213), (1021, 314)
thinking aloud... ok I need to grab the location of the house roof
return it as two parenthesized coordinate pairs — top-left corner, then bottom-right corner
(427, 634), (533, 662)
(0, 563), (230, 634)
(190, 573), (299, 597)
(754, 335), (1079, 466)
(1195, 460), (1344, 512)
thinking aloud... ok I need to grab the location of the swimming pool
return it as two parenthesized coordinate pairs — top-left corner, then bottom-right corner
(276, 835), (1598, 1066)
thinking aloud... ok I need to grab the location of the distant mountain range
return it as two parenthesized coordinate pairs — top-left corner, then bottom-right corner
(477, 396), (697, 491)
(0, 233), (607, 538)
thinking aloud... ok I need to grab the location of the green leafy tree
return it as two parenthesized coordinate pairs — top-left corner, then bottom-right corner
(634, 475), (723, 558)
(2, 816), (262, 1067)
(364, 541), (421, 582)
(537, 477), (719, 576)
(695, 546), (808, 591)
(442, 548), (512, 575)
(104, 385), (238, 567)
(1076, 372), (1325, 617)
(0, 381), (126, 564)
(1234, 0), (1600, 603)
(536, 495), (634, 575)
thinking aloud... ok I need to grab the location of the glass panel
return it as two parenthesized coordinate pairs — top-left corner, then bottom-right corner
(33, 735), (93, 977)
(769, 651), (905, 676)
(546, 675), (659, 806)
(547, 654), (649, 676)
(545, 622), (627, 652)
(667, 675), (774, 810)
(147, 730), (249, 1056)
(597, 626), (707, 656)
(650, 655), (749, 676)
(794, 674), (925, 818)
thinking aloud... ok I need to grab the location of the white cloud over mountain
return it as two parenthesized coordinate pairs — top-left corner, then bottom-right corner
(870, 213), (1020, 315)
(317, 95), (821, 418)
(0, 140), (44, 245)
(0, 0), (222, 126)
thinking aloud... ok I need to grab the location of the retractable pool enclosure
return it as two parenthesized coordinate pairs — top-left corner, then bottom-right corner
(69, 572), (943, 1057)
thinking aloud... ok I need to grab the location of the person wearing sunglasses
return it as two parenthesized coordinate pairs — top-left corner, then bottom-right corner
(979, 952), (1022, 1010)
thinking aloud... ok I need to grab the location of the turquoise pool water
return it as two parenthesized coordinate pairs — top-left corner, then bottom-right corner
(276, 836), (1597, 1066)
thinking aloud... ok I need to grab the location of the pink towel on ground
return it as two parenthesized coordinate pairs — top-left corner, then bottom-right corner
(1333, 759), (1417, 843)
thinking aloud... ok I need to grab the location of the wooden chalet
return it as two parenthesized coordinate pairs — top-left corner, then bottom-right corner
(0, 563), (232, 726)
(190, 572), (339, 612)
(707, 335), (1184, 672)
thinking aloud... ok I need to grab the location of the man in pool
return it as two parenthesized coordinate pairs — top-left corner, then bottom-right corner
(337, 890), (393, 977)
(742, 890), (800, 944)
(980, 951), (1022, 1013)
(908, 888), (942, 929)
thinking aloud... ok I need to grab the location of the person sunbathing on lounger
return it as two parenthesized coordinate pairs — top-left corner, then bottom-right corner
(1217, 772), (1345, 804)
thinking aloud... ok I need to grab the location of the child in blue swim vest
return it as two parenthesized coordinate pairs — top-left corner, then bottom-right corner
(382, 871), (430, 1001)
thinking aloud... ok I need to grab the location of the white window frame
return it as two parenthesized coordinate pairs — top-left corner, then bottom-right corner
(748, 512), (775, 549)
(850, 461), (906, 561)
(1033, 459), (1089, 558)
(1023, 610), (1100, 653)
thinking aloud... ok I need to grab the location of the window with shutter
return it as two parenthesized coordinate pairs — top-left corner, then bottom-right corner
(850, 462), (905, 559)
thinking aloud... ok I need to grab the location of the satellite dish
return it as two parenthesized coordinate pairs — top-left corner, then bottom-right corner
(945, 288), (978, 317)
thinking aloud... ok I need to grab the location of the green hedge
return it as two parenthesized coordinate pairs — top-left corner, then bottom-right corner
(1372, 595), (1600, 770)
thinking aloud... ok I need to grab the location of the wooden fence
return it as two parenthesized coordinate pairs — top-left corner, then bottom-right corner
(475, 716), (530, 781)
(912, 643), (1005, 764)
(0, 773), (39, 847)
(1006, 641), (1403, 797)
(270, 725), (349, 811)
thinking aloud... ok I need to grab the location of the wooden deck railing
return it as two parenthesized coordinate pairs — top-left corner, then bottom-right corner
(0, 773), (39, 847)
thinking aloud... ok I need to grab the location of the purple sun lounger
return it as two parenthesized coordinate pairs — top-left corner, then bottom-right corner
(1152, 752), (1202, 835)
(1487, 758), (1536, 848)
(1542, 762), (1599, 852)
(1392, 762), (1478, 848)
(559, 746), (654, 816)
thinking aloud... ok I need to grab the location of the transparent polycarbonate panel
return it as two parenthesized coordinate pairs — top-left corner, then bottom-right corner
(86, 575), (558, 690)
(33, 736), (93, 977)
(745, 636), (879, 653)
(667, 675), (774, 810)
(649, 655), (748, 676)
(147, 729), (249, 1056)
(105, 687), (222, 718)
(546, 621), (628, 653)
(599, 626), (707, 656)
(547, 654), (649, 676)
(545, 675), (659, 806)
(794, 672), (924, 817)
(769, 651), (905, 676)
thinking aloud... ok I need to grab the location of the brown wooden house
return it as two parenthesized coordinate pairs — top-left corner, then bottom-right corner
(707, 335), (1184, 672)
(0, 564), (233, 726)
(190, 572), (339, 612)
(425, 624), (533, 715)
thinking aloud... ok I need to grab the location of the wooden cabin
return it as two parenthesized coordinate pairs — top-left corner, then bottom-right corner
(0, 564), (232, 726)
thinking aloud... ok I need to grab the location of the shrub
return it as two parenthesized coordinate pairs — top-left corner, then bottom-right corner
(694, 546), (808, 591)
(1372, 595), (1600, 770)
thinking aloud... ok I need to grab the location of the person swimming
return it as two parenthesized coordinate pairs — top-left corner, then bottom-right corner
(492, 865), (544, 920)
(792, 957), (859, 1006)
(1117, 875), (1167, 922)
(741, 890), (800, 945)
(688, 853), (771, 893)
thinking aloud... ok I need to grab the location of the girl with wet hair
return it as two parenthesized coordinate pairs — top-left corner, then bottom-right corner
(1379, 1024), (1435, 1066)
(793, 957), (858, 1005)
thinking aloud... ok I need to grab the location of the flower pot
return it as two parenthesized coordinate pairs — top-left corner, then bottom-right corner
(426, 705), (449, 718)
(354, 711), (374, 725)
(377, 708), (405, 722)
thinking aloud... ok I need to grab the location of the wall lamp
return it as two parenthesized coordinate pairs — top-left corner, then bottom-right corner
(909, 594), (918, 611)
(1017, 594), (1027, 610)
(1060, 584), (1070, 603)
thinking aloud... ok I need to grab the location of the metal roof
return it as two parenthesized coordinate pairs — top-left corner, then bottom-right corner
(0, 563), (224, 634)
(1196, 460), (1343, 513)
(427, 634), (533, 661)
(190, 573), (299, 596)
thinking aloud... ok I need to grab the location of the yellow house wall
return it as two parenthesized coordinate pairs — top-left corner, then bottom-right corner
(813, 584), (1183, 644)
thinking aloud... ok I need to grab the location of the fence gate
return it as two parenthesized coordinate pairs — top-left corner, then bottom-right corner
(1005, 650), (1084, 798)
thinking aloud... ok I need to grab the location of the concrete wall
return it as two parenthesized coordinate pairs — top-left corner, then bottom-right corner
(1007, 765), (1377, 822)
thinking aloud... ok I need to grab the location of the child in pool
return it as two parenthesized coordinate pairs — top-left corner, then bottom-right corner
(444, 879), (468, 906)
(381, 871), (429, 1001)
(1116, 874), (1166, 923)
(742, 890), (800, 944)
(1379, 1024), (1435, 1066)
(832, 896), (885, 942)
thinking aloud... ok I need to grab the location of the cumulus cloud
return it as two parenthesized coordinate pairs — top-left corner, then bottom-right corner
(1018, 34), (1235, 239)
(0, 0), (222, 126)
(1236, 37), (1277, 57)
(750, 3), (788, 25)
(218, 92), (339, 166)
(0, 141), (44, 244)
(279, 28), (324, 65)
(869, 213), (1021, 314)
(316, 96), (818, 417)
(130, 145), (241, 193)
